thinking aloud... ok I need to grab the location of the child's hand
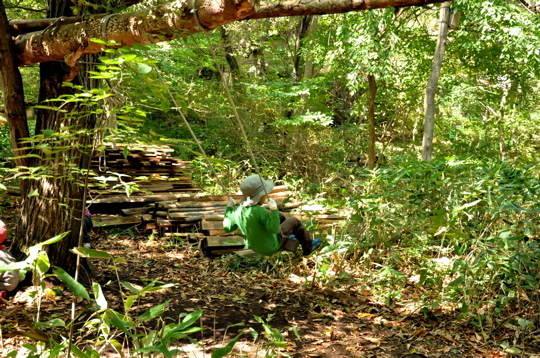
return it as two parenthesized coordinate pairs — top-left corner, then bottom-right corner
(267, 198), (278, 210)
(227, 197), (236, 207)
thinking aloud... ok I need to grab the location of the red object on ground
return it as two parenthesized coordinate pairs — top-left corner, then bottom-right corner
(0, 290), (7, 303)
(0, 220), (6, 244)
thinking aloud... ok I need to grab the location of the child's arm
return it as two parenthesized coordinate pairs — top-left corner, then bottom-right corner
(223, 206), (239, 233)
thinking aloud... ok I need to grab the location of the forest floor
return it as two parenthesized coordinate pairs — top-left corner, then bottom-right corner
(1, 207), (539, 357)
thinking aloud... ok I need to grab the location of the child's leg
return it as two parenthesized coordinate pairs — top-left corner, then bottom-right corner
(280, 217), (312, 252)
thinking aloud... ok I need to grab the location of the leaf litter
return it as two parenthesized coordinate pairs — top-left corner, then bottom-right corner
(0, 223), (538, 357)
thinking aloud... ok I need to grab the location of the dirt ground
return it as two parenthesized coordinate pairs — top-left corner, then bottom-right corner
(1, 204), (539, 357)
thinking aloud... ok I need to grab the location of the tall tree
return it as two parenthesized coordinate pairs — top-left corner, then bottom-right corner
(0, 0), (30, 167)
(421, 1), (451, 161)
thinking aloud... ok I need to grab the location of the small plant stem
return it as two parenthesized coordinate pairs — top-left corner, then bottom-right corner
(311, 257), (320, 288)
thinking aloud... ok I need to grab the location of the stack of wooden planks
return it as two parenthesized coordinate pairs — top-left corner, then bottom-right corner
(85, 144), (347, 255)
(91, 186), (297, 234)
(88, 143), (197, 195)
(89, 185), (346, 256)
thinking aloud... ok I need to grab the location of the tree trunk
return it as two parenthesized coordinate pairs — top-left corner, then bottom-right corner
(220, 27), (240, 81)
(302, 17), (317, 80)
(367, 74), (377, 169)
(292, 15), (313, 83)
(0, 0), (30, 167)
(421, 1), (450, 162)
(11, 0), (99, 275)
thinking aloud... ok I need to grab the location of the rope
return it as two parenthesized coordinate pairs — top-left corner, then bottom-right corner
(153, 69), (229, 195)
(192, 12), (270, 199)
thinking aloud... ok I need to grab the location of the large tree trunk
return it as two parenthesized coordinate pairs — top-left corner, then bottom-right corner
(0, 0), (30, 167)
(421, 1), (450, 162)
(11, 0), (99, 275)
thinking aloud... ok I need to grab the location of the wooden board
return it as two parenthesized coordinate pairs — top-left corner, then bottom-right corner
(207, 229), (228, 236)
(201, 236), (247, 256)
(89, 193), (200, 204)
(201, 220), (224, 230)
(93, 215), (142, 227)
(204, 236), (245, 247)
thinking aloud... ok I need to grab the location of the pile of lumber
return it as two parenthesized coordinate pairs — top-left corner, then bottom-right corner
(89, 143), (197, 195)
(91, 186), (297, 235)
(89, 186), (347, 256)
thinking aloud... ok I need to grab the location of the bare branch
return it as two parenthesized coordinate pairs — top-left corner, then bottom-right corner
(515, 0), (540, 13)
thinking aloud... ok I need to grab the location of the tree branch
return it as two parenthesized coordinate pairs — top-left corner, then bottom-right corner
(13, 0), (452, 67)
(515, 0), (540, 13)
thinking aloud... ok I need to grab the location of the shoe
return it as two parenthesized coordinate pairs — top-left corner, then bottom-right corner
(83, 242), (91, 248)
(303, 238), (323, 257)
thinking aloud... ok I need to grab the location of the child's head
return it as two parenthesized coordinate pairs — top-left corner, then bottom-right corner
(240, 175), (274, 207)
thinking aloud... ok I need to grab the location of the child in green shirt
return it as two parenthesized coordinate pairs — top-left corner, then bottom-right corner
(223, 175), (322, 257)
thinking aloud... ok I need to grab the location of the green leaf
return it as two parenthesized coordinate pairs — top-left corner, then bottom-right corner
(178, 310), (204, 330)
(93, 282), (108, 310)
(138, 300), (171, 322)
(124, 295), (138, 311)
(33, 318), (66, 329)
(53, 267), (90, 301)
(90, 38), (107, 45)
(121, 281), (140, 295)
(69, 344), (89, 358)
(71, 247), (112, 259)
(212, 331), (243, 358)
(104, 310), (134, 337)
(138, 64), (153, 74)
(42, 129), (55, 137)
(448, 276), (464, 287)
(35, 252), (50, 276)
(36, 232), (69, 249)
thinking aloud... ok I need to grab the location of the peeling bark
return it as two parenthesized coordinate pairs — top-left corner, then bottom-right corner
(246, 0), (448, 19)
(13, 0), (451, 67)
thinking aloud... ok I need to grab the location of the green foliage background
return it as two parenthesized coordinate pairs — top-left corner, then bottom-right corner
(2, 0), (540, 353)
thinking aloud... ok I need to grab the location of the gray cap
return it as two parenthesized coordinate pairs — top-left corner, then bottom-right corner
(240, 174), (274, 207)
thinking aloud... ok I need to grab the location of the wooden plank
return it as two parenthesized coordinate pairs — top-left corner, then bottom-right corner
(235, 249), (257, 257)
(121, 207), (151, 216)
(204, 236), (245, 247)
(145, 222), (158, 230)
(157, 219), (171, 227)
(201, 220), (224, 230)
(166, 201), (227, 209)
(93, 215), (142, 226)
(168, 207), (219, 214)
(88, 193), (199, 204)
(207, 229), (228, 236)
(202, 214), (224, 221)
(168, 212), (207, 220)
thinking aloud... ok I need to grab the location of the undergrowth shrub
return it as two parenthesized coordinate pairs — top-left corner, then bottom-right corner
(317, 156), (540, 323)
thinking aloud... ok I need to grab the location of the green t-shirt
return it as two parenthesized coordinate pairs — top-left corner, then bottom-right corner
(223, 205), (281, 256)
